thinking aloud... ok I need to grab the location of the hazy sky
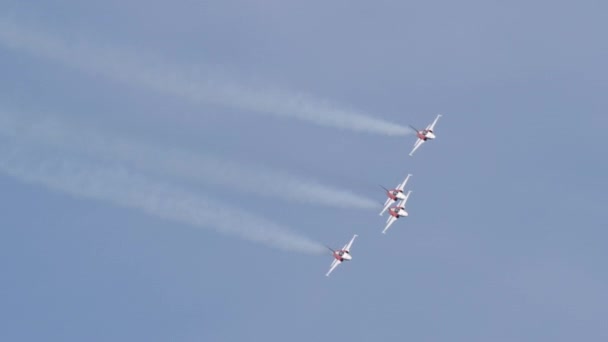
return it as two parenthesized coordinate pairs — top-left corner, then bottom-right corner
(1, 1), (607, 341)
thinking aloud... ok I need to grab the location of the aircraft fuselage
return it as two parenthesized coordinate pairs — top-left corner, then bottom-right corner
(387, 189), (406, 200)
(389, 207), (408, 218)
(333, 250), (352, 262)
(418, 130), (436, 141)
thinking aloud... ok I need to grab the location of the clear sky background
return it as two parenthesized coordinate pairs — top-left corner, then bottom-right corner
(1, 1), (607, 341)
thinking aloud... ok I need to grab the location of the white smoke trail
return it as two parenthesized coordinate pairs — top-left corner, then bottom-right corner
(0, 18), (410, 136)
(0, 110), (379, 209)
(0, 142), (326, 254)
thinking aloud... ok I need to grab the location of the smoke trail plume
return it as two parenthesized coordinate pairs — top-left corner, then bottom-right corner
(0, 110), (379, 209)
(0, 142), (325, 254)
(0, 18), (410, 136)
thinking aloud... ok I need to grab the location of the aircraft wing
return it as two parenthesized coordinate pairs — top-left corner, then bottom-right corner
(344, 234), (358, 252)
(326, 258), (342, 277)
(401, 190), (412, 207)
(427, 114), (442, 131)
(382, 216), (398, 234)
(397, 174), (412, 191)
(379, 197), (395, 216)
(409, 138), (425, 156)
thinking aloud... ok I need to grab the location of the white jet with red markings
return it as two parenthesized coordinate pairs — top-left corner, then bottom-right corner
(379, 173), (412, 216)
(409, 114), (442, 156)
(382, 190), (412, 234)
(325, 234), (358, 277)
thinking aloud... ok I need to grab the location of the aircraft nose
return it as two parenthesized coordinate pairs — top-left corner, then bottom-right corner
(427, 132), (436, 139)
(344, 253), (352, 261)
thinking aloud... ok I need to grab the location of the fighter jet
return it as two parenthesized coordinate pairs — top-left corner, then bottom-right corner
(409, 114), (442, 156)
(325, 234), (358, 277)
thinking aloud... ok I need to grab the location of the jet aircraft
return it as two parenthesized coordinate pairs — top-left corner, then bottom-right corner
(325, 234), (358, 277)
(409, 114), (442, 156)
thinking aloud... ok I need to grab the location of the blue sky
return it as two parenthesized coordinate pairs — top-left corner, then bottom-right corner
(1, 1), (607, 341)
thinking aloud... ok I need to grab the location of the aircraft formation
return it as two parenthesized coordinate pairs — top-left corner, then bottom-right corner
(325, 114), (442, 276)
